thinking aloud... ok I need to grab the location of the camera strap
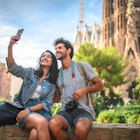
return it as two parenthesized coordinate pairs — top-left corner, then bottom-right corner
(59, 61), (76, 104)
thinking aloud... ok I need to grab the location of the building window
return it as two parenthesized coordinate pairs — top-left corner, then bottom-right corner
(111, 22), (114, 36)
(120, 0), (123, 7)
(105, 25), (107, 39)
(118, 15), (120, 30)
(138, 37), (140, 50)
(121, 13), (123, 28)
(105, 4), (108, 17)
(111, 0), (114, 14)
(118, 0), (120, 8)
(108, 23), (110, 38)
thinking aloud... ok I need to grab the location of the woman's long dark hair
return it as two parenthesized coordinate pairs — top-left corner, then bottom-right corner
(34, 50), (58, 85)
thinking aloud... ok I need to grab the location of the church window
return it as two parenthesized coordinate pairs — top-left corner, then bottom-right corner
(105, 25), (107, 39)
(108, 23), (110, 38)
(118, 15), (120, 30)
(111, 22), (114, 36)
(120, 0), (123, 7)
(138, 37), (140, 50)
(117, 0), (120, 8)
(121, 13), (123, 28)
(111, 0), (114, 14)
(105, 4), (107, 17)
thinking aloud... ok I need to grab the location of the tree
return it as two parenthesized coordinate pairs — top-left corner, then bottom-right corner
(74, 42), (128, 91)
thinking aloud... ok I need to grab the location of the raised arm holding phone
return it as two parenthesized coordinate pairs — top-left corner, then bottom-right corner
(0, 29), (58, 140)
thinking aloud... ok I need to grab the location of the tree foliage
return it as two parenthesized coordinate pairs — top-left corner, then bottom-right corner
(74, 42), (129, 90)
(127, 76), (140, 101)
(135, 76), (140, 93)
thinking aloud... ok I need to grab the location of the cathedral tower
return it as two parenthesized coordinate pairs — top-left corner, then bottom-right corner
(102, 0), (140, 82)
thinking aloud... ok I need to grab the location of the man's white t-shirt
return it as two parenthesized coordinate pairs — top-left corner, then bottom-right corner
(57, 61), (97, 117)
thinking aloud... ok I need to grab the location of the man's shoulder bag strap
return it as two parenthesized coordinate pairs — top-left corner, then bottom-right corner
(76, 62), (91, 105)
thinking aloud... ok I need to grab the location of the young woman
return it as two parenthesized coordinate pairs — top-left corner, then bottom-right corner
(0, 34), (58, 140)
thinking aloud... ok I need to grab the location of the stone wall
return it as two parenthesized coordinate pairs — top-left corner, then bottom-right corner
(0, 123), (140, 140)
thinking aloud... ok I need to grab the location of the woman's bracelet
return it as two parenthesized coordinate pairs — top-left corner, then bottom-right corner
(28, 107), (32, 112)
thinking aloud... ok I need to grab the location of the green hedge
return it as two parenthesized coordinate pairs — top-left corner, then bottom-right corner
(96, 104), (140, 124)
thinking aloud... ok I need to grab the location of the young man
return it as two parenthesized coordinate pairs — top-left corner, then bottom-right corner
(49, 38), (104, 140)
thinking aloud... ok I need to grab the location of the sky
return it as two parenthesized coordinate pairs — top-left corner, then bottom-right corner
(0, 0), (102, 68)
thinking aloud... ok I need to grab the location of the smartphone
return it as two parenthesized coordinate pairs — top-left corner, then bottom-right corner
(16, 29), (24, 35)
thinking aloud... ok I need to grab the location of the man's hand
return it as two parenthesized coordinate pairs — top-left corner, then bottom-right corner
(73, 88), (86, 100)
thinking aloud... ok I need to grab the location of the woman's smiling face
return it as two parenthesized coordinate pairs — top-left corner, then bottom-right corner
(40, 52), (52, 67)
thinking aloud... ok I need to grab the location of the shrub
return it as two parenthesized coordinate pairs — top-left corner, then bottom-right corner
(96, 104), (140, 124)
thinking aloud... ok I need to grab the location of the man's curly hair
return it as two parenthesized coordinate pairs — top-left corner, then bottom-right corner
(54, 37), (74, 59)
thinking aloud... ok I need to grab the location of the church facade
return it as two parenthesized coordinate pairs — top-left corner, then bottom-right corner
(102, 0), (140, 82)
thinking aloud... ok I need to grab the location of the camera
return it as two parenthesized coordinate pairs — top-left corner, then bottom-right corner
(65, 100), (78, 112)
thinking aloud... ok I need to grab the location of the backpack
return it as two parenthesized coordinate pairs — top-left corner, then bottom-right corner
(76, 62), (94, 107)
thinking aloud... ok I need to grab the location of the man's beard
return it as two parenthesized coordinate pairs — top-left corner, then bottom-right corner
(56, 53), (67, 60)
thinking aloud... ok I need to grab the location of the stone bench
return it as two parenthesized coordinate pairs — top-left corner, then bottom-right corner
(0, 123), (140, 140)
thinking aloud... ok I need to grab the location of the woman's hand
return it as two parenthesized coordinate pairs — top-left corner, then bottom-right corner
(7, 34), (21, 67)
(16, 109), (30, 122)
(9, 34), (21, 46)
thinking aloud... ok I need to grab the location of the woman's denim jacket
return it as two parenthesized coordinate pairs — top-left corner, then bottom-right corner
(8, 62), (56, 112)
